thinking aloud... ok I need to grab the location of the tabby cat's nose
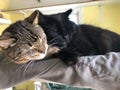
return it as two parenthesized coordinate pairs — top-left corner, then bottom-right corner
(38, 47), (46, 54)
(41, 50), (45, 54)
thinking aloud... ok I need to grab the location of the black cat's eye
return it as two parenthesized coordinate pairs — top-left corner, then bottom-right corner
(57, 31), (61, 34)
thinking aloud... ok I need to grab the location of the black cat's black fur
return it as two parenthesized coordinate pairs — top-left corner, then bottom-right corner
(38, 9), (120, 65)
(38, 9), (78, 49)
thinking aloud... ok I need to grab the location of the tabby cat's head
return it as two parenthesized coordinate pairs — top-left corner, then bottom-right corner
(0, 11), (48, 64)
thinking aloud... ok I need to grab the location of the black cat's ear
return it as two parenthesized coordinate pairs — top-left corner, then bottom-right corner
(63, 9), (72, 17)
(38, 10), (44, 17)
(38, 11), (46, 23)
(25, 10), (39, 25)
(0, 33), (15, 49)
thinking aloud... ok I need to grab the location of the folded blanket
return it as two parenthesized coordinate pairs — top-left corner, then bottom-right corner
(0, 51), (120, 90)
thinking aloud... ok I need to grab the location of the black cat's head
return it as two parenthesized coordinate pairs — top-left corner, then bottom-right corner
(0, 11), (48, 64)
(38, 9), (77, 49)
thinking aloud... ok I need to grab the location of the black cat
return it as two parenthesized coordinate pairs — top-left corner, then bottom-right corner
(38, 9), (120, 65)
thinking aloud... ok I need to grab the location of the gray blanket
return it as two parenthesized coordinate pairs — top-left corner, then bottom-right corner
(0, 51), (120, 90)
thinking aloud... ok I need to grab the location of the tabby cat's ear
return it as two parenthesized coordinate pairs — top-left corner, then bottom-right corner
(63, 9), (72, 17)
(25, 10), (39, 25)
(0, 33), (15, 49)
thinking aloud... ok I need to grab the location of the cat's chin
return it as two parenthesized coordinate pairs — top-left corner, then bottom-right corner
(14, 58), (29, 64)
(39, 53), (46, 59)
(34, 53), (46, 60)
(14, 53), (47, 64)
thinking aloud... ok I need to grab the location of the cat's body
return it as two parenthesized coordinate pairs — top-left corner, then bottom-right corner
(67, 24), (120, 55)
(1, 9), (120, 65)
(0, 11), (48, 64)
(38, 9), (120, 65)
(59, 24), (120, 64)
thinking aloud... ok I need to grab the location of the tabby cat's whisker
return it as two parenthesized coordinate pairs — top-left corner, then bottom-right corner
(49, 42), (59, 46)
(29, 60), (34, 69)
(11, 63), (26, 78)
(18, 63), (27, 80)
(23, 61), (33, 77)
(48, 37), (58, 44)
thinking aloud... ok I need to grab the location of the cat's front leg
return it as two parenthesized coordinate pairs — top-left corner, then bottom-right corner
(45, 46), (60, 59)
(58, 48), (80, 65)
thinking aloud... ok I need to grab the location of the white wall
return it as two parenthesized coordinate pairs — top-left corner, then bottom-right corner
(9, 0), (92, 10)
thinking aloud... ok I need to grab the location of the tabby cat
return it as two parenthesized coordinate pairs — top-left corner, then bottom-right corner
(0, 11), (49, 64)
(37, 9), (120, 65)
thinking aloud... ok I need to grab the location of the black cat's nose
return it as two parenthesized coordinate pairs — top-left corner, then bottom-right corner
(64, 35), (70, 43)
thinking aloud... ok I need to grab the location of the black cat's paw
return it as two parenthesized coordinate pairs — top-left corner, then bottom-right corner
(58, 49), (79, 65)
